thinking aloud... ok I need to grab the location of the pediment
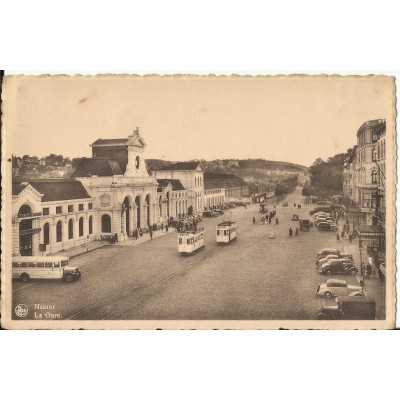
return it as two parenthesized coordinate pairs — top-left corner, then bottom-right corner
(128, 131), (146, 148)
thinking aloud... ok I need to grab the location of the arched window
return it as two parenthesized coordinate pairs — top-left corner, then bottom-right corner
(68, 219), (73, 239)
(79, 217), (84, 237)
(56, 221), (62, 242)
(101, 214), (111, 233)
(43, 223), (50, 246)
(89, 216), (93, 234)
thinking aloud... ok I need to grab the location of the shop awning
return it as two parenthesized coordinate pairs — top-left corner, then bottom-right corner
(355, 225), (385, 238)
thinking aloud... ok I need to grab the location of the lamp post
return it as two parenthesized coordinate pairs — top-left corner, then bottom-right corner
(358, 239), (364, 283)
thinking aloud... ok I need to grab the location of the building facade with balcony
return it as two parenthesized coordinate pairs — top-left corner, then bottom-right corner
(12, 180), (94, 256)
(355, 119), (385, 225)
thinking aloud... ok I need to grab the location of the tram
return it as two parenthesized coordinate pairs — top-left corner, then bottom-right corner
(178, 227), (205, 254)
(216, 221), (238, 243)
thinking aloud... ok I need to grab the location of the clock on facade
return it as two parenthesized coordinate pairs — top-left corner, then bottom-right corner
(135, 156), (140, 170)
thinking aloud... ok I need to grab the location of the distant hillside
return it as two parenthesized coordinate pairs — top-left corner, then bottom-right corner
(146, 158), (308, 175)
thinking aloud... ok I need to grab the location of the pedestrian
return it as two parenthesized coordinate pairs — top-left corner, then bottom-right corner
(252, 216), (256, 224)
(366, 263), (372, 279)
(149, 229), (153, 240)
(361, 262), (365, 277)
(378, 265), (385, 282)
(289, 227), (293, 237)
(349, 232), (352, 244)
(336, 232), (340, 242)
(161, 223), (164, 232)
(276, 217), (279, 225)
(166, 224), (169, 233)
(295, 228), (299, 236)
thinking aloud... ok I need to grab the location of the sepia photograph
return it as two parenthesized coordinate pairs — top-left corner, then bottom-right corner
(1, 74), (396, 329)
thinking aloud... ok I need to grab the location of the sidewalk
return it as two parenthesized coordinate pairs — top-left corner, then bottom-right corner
(344, 244), (386, 319)
(114, 229), (174, 247)
(52, 229), (175, 259)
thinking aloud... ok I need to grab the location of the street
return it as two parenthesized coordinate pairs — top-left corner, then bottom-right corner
(12, 187), (384, 320)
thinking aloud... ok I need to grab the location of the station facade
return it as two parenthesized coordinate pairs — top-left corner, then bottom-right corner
(12, 128), (249, 256)
(12, 179), (94, 256)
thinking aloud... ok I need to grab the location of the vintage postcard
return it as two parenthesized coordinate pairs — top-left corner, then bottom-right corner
(1, 74), (396, 329)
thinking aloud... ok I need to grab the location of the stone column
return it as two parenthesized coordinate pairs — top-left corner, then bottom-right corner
(31, 219), (40, 256)
(129, 206), (135, 235)
(12, 222), (20, 256)
(62, 216), (69, 250)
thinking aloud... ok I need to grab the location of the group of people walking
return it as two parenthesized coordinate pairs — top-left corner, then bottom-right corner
(360, 259), (385, 284)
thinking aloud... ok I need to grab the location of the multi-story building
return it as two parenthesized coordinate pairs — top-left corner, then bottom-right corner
(204, 173), (249, 202)
(73, 129), (159, 240)
(375, 124), (386, 224)
(152, 162), (205, 215)
(12, 179), (94, 256)
(156, 179), (188, 221)
(355, 119), (385, 225)
(345, 119), (386, 252)
(343, 146), (357, 203)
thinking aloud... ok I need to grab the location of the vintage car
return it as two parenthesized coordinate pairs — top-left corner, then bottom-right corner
(316, 253), (353, 267)
(316, 248), (341, 260)
(317, 279), (363, 299)
(317, 222), (336, 231)
(292, 213), (299, 221)
(318, 259), (358, 276)
(315, 296), (376, 320)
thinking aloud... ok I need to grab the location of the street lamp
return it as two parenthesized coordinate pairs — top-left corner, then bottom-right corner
(358, 239), (364, 285)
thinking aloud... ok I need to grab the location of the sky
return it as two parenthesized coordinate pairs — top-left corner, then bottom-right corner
(3, 75), (395, 167)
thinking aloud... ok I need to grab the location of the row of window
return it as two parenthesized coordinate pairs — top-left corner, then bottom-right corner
(357, 169), (379, 185)
(42, 203), (93, 216)
(195, 176), (203, 188)
(377, 139), (386, 160)
(43, 216), (93, 245)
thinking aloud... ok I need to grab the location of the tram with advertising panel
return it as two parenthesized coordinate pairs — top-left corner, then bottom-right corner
(216, 221), (238, 243)
(178, 227), (205, 254)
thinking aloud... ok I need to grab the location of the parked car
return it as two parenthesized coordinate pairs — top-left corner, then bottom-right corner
(319, 259), (358, 276)
(203, 211), (217, 218)
(316, 248), (341, 259)
(317, 222), (336, 231)
(292, 213), (299, 221)
(214, 208), (224, 215)
(299, 219), (310, 231)
(316, 251), (353, 264)
(309, 207), (331, 215)
(317, 254), (340, 267)
(228, 204), (236, 209)
(317, 279), (363, 299)
(315, 296), (376, 320)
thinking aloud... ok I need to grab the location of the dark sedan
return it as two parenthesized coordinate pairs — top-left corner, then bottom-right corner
(319, 260), (358, 276)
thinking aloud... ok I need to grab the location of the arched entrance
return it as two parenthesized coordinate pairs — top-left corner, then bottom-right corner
(19, 204), (33, 256)
(188, 206), (193, 215)
(124, 197), (130, 235)
(135, 195), (141, 228)
(145, 194), (151, 227)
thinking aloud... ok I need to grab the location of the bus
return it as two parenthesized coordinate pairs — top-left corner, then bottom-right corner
(12, 256), (81, 283)
(216, 221), (237, 243)
(178, 228), (205, 254)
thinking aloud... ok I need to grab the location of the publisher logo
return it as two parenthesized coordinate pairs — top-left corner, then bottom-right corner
(15, 304), (29, 318)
